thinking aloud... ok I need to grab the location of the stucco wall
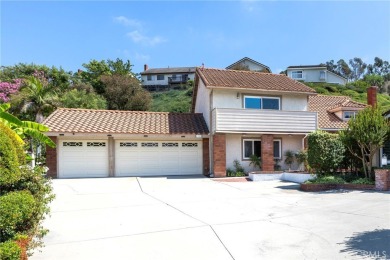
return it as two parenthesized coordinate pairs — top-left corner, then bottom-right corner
(212, 89), (308, 111)
(194, 80), (211, 129)
(287, 69), (346, 85)
(225, 134), (305, 173)
(232, 60), (267, 71)
(327, 72), (347, 85)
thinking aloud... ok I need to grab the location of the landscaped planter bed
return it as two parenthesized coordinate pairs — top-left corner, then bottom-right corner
(300, 183), (375, 192)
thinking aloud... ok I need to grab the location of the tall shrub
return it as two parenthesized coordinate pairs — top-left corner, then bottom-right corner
(0, 122), (21, 185)
(339, 106), (389, 179)
(307, 131), (345, 176)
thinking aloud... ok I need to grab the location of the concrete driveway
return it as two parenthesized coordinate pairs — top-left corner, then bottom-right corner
(32, 176), (390, 260)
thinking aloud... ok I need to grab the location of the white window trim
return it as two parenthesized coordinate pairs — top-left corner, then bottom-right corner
(242, 138), (282, 160)
(291, 70), (304, 80)
(273, 139), (282, 159)
(343, 111), (357, 121)
(243, 95), (280, 110)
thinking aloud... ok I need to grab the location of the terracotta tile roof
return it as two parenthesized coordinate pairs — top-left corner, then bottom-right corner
(43, 108), (209, 135)
(308, 95), (367, 130)
(196, 68), (316, 94)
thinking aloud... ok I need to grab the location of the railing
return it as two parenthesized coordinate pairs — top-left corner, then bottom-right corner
(168, 76), (188, 84)
(212, 108), (317, 133)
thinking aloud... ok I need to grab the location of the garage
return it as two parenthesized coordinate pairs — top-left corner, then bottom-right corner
(43, 108), (209, 178)
(115, 140), (202, 176)
(58, 140), (109, 178)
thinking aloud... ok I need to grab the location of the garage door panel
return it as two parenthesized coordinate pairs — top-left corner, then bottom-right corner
(115, 141), (202, 176)
(59, 140), (108, 178)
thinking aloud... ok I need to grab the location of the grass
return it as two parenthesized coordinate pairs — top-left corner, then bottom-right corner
(151, 88), (193, 113)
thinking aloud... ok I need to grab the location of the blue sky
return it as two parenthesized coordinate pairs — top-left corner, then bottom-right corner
(1, 1), (390, 74)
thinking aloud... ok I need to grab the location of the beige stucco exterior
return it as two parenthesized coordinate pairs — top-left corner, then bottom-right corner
(225, 134), (305, 173)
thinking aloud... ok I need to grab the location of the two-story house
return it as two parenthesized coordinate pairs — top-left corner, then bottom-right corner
(226, 57), (271, 73)
(287, 65), (347, 85)
(140, 64), (196, 91)
(192, 68), (317, 176)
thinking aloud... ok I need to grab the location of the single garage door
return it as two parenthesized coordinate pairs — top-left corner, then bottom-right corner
(59, 140), (109, 178)
(115, 140), (202, 176)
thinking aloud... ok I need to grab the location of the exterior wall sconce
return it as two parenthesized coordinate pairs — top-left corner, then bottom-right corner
(237, 93), (240, 99)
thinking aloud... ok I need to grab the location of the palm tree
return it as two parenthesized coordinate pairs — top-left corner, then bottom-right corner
(14, 76), (58, 123)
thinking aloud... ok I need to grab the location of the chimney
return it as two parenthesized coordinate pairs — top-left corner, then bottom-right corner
(144, 64), (148, 71)
(367, 86), (378, 107)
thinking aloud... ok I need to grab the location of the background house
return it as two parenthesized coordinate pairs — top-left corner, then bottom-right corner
(192, 68), (317, 176)
(140, 65), (196, 91)
(287, 65), (347, 85)
(226, 57), (271, 72)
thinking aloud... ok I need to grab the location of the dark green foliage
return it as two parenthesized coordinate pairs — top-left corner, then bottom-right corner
(350, 178), (375, 185)
(0, 122), (21, 185)
(295, 150), (308, 171)
(284, 150), (295, 170)
(249, 155), (261, 170)
(100, 74), (151, 111)
(305, 176), (346, 184)
(307, 131), (345, 176)
(0, 191), (35, 242)
(226, 160), (246, 177)
(0, 240), (21, 260)
(340, 106), (389, 179)
(60, 89), (107, 109)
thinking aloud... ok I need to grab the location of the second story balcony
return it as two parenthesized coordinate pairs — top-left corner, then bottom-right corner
(211, 108), (317, 134)
(168, 75), (188, 84)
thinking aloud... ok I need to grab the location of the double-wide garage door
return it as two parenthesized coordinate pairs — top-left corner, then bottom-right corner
(58, 139), (202, 178)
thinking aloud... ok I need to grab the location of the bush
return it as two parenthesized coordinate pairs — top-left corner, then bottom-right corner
(350, 178), (375, 185)
(0, 191), (35, 242)
(307, 131), (345, 176)
(305, 176), (345, 184)
(0, 240), (21, 260)
(0, 122), (22, 185)
(295, 150), (308, 171)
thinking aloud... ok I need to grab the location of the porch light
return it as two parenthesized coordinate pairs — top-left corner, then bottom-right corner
(144, 135), (148, 137)
(59, 134), (64, 136)
(195, 134), (202, 138)
(237, 92), (240, 99)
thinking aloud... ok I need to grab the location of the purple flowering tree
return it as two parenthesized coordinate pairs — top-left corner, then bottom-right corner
(0, 79), (23, 102)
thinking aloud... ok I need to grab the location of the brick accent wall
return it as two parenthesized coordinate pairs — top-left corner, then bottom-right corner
(46, 136), (58, 178)
(375, 169), (390, 191)
(213, 134), (226, 177)
(203, 138), (210, 176)
(261, 134), (274, 171)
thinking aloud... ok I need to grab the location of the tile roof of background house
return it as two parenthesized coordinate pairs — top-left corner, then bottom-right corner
(308, 95), (367, 129)
(140, 67), (196, 75)
(43, 108), (209, 135)
(196, 68), (317, 94)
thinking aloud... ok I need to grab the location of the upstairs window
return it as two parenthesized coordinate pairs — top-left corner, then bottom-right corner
(291, 70), (303, 79)
(343, 111), (357, 121)
(244, 96), (280, 110)
(147, 75), (152, 81)
(157, 75), (164, 80)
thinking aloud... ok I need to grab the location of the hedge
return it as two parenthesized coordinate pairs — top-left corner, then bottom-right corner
(0, 240), (21, 260)
(0, 122), (21, 185)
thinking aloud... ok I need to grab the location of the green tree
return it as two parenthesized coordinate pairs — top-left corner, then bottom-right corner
(339, 106), (389, 179)
(11, 76), (57, 123)
(60, 89), (107, 110)
(80, 58), (136, 94)
(307, 131), (345, 176)
(100, 74), (151, 111)
(349, 57), (367, 81)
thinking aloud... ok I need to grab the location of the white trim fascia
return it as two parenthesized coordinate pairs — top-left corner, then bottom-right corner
(206, 86), (317, 96)
(214, 131), (312, 135)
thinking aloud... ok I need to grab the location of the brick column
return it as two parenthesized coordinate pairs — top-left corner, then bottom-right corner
(261, 134), (274, 172)
(46, 136), (58, 178)
(213, 134), (226, 177)
(203, 138), (210, 176)
(375, 169), (390, 191)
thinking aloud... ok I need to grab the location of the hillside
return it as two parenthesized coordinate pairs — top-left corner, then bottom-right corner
(151, 82), (390, 113)
(303, 82), (390, 112)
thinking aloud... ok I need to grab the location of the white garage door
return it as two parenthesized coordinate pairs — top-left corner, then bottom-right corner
(59, 140), (109, 178)
(115, 141), (202, 176)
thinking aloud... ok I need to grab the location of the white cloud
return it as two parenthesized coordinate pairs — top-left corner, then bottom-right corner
(127, 30), (166, 46)
(113, 16), (142, 28)
(135, 52), (150, 62)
